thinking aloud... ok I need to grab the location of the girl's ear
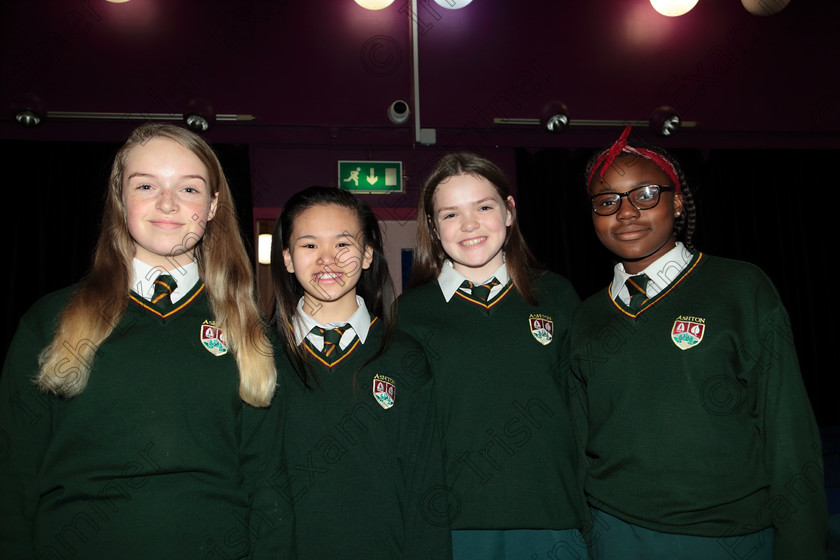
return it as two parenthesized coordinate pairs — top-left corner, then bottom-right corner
(283, 248), (294, 273)
(362, 245), (374, 270)
(673, 191), (684, 218)
(505, 195), (515, 227)
(208, 192), (219, 221)
(427, 214), (437, 238)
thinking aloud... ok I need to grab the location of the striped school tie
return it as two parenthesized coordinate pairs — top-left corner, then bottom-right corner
(152, 274), (177, 311)
(462, 278), (501, 302)
(314, 325), (349, 359)
(626, 274), (649, 311)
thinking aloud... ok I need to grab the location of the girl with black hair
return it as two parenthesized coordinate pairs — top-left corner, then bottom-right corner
(571, 126), (827, 559)
(264, 186), (450, 559)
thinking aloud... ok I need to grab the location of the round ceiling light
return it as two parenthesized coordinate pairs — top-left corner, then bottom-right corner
(650, 0), (699, 17)
(741, 0), (790, 16)
(354, 0), (396, 9)
(433, 0), (474, 9)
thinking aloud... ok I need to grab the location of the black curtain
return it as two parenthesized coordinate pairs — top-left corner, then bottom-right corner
(516, 147), (836, 426)
(1, 139), (253, 372)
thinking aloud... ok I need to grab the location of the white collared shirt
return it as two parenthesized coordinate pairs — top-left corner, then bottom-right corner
(131, 258), (200, 304)
(610, 242), (694, 305)
(437, 259), (510, 302)
(291, 295), (372, 351)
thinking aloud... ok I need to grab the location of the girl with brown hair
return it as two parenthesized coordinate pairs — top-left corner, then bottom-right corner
(398, 153), (587, 559)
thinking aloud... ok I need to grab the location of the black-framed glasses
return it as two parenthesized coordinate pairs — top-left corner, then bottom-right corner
(590, 185), (674, 216)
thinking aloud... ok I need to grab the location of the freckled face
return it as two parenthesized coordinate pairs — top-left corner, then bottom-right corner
(122, 137), (218, 270)
(283, 204), (373, 323)
(589, 155), (683, 274)
(432, 173), (513, 282)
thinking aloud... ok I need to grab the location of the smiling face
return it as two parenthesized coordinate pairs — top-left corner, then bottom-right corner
(589, 155), (683, 274)
(432, 173), (514, 282)
(122, 137), (218, 270)
(283, 203), (373, 323)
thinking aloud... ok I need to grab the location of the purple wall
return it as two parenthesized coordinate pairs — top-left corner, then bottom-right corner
(1, 0), (838, 208)
(3, 0), (838, 142)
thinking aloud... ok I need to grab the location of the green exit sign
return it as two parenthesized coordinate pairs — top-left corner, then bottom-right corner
(338, 161), (403, 194)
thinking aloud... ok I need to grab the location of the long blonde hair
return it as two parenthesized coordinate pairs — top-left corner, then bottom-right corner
(37, 123), (276, 407)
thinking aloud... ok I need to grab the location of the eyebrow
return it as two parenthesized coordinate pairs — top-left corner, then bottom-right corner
(294, 232), (360, 242)
(436, 196), (497, 213)
(126, 172), (208, 183)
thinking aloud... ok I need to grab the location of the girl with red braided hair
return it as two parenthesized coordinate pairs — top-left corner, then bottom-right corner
(570, 126), (827, 559)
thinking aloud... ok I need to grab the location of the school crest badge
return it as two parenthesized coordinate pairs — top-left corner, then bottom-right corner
(200, 320), (228, 356)
(671, 316), (705, 350)
(372, 374), (395, 410)
(529, 314), (554, 346)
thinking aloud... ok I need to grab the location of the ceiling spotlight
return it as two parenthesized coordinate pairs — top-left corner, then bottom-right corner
(354, 0), (395, 9)
(433, 0), (473, 8)
(540, 101), (570, 133)
(741, 0), (790, 16)
(650, 106), (682, 137)
(184, 113), (210, 133)
(544, 114), (569, 133)
(15, 110), (43, 127)
(183, 98), (214, 133)
(650, 0), (699, 17)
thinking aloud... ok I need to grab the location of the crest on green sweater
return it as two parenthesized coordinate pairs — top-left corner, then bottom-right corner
(373, 374), (395, 409)
(200, 320), (228, 356)
(671, 316), (705, 350)
(529, 314), (554, 346)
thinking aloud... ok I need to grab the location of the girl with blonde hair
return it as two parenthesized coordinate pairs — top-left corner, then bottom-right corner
(0, 123), (276, 559)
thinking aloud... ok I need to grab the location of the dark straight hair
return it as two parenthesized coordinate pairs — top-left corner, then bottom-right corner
(270, 186), (396, 387)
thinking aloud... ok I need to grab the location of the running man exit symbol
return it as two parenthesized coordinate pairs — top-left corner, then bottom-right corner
(338, 161), (403, 193)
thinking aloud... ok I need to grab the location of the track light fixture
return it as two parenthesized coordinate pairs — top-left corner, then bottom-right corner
(15, 110), (43, 127)
(544, 113), (569, 133)
(183, 113), (211, 133)
(650, 105), (682, 137)
(540, 101), (570, 133)
(183, 99), (214, 133)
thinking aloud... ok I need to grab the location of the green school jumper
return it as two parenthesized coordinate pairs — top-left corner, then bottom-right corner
(265, 320), (451, 560)
(397, 272), (586, 535)
(569, 252), (827, 559)
(0, 283), (271, 560)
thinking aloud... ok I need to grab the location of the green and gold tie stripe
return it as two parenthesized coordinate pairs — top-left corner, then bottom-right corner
(152, 274), (177, 309)
(461, 278), (501, 303)
(626, 274), (649, 311)
(315, 325), (348, 359)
